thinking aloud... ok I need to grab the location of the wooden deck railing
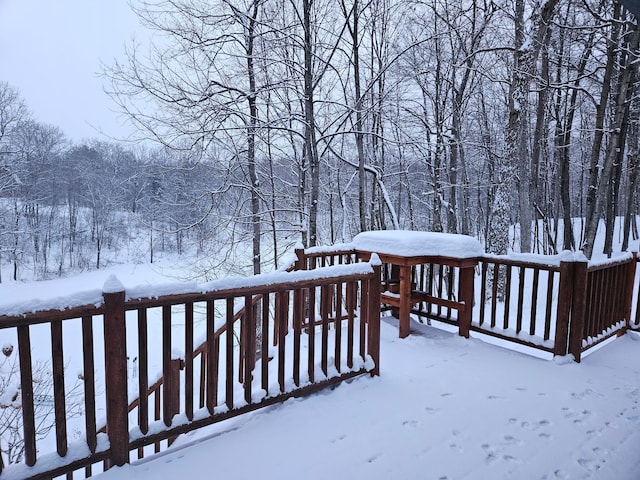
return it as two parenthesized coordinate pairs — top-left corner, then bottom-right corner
(474, 254), (636, 361)
(0, 258), (381, 479)
(295, 247), (637, 362)
(582, 255), (637, 351)
(474, 256), (562, 353)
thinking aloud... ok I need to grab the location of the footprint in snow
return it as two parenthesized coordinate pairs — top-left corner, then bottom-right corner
(577, 458), (601, 472)
(519, 419), (551, 431)
(449, 442), (463, 452)
(592, 446), (608, 456)
(562, 408), (591, 423)
(503, 435), (519, 445)
(482, 444), (498, 464)
(553, 469), (568, 479)
(366, 453), (381, 464)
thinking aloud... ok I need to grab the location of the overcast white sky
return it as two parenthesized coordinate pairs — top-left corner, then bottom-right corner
(0, 1), (143, 142)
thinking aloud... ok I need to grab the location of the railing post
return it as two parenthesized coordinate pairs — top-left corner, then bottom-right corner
(102, 276), (129, 468)
(167, 358), (183, 446)
(554, 261), (574, 357)
(458, 262), (476, 338)
(17, 325), (36, 467)
(295, 245), (306, 271)
(367, 257), (382, 376)
(568, 261), (588, 363)
(624, 252), (638, 331)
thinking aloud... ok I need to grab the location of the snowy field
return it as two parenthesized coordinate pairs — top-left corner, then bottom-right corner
(92, 319), (640, 480)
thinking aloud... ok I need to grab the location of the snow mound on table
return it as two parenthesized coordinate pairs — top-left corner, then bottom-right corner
(353, 230), (483, 258)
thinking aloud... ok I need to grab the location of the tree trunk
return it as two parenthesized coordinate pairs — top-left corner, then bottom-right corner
(500, 0), (560, 254)
(584, 4), (622, 251)
(303, 0), (320, 247)
(345, 0), (368, 233)
(583, 28), (640, 258)
(247, 2), (261, 274)
(623, 105), (639, 251)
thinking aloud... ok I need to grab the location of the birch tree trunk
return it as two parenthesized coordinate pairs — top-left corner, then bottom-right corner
(494, 0), (559, 255)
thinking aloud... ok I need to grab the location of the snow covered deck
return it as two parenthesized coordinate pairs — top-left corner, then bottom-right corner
(97, 324), (640, 480)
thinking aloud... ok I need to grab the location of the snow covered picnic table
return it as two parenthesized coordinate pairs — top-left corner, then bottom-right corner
(352, 231), (483, 338)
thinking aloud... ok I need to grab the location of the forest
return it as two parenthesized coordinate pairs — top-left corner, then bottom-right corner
(1, 0), (639, 281)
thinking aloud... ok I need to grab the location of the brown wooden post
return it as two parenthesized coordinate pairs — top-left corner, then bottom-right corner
(295, 246), (306, 271)
(292, 289), (302, 386)
(162, 306), (173, 425)
(320, 285), (330, 377)
(17, 325), (36, 467)
(261, 294), (271, 390)
(293, 246), (308, 353)
(103, 278), (129, 468)
(389, 264), (400, 318)
(225, 298), (234, 410)
(635, 256), (640, 329)
(167, 358), (182, 446)
(623, 252), (638, 331)
(277, 290), (288, 392)
(81, 316), (98, 454)
(184, 302), (194, 421)
(51, 319), (68, 457)
(568, 261), (588, 363)
(206, 300), (216, 414)
(458, 263), (476, 338)
(554, 261), (574, 357)
(398, 265), (412, 338)
(368, 262), (382, 376)
(243, 294), (254, 404)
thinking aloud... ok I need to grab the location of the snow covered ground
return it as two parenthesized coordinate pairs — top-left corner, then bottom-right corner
(95, 318), (640, 480)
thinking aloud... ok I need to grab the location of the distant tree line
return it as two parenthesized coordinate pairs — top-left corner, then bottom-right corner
(2, 0), (640, 280)
(0, 83), (252, 280)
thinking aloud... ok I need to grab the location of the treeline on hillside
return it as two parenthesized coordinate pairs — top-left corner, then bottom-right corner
(0, 93), (264, 280)
(2, 0), (640, 280)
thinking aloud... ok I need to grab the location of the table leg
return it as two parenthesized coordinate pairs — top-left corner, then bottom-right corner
(458, 266), (474, 338)
(399, 265), (411, 338)
(390, 264), (400, 319)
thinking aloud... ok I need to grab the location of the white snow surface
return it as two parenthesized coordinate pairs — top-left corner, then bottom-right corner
(97, 322), (640, 480)
(352, 230), (484, 258)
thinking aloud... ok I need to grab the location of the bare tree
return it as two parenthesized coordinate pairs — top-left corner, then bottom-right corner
(105, 0), (269, 273)
(582, 6), (639, 258)
(495, 0), (560, 255)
